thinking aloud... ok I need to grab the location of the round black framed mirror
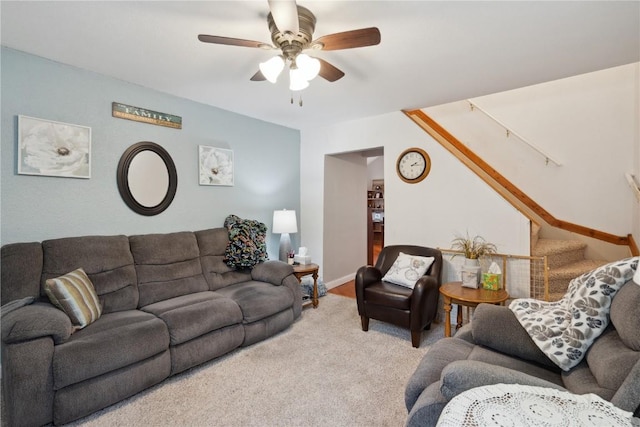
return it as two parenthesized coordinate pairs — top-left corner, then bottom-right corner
(117, 141), (177, 216)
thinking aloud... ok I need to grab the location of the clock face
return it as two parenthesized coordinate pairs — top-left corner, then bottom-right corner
(396, 148), (431, 183)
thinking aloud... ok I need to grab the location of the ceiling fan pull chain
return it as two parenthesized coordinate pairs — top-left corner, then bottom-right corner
(299, 95), (303, 107)
(291, 93), (294, 104)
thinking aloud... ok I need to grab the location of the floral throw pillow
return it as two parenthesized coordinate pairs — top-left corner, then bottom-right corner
(224, 214), (268, 269)
(382, 252), (435, 289)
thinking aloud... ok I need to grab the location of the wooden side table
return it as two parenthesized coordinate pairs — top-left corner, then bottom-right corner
(439, 281), (509, 337)
(292, 263), (320, 309)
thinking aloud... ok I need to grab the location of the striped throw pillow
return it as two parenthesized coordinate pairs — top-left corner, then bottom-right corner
(45, 268), (102, 330)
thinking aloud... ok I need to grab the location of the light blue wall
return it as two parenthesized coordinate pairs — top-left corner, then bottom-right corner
(1, 48), (300, 258)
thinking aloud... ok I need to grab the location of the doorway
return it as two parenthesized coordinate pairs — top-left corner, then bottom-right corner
(367, 157), (384, 265)
(322, 148), (383, 286)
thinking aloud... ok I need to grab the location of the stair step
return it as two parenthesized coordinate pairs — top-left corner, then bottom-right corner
(533, 239), (586, 269)
(546, 259), (609, 299)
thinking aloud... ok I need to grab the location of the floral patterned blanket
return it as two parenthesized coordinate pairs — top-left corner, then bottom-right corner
(509, 257), (639, 371)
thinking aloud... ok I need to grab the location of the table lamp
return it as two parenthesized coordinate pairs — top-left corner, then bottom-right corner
(273, 209), (297, 262)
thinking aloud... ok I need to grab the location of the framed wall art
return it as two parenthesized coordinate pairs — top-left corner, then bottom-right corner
(199, 145), (234, 186)
(18, 115), (91, 179)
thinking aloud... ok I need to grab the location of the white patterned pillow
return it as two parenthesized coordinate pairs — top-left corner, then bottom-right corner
(382, 252), (435, 289)
(45, 268), (102, 330)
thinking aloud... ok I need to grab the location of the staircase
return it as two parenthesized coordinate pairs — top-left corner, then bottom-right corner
(531, 226), (608, 301)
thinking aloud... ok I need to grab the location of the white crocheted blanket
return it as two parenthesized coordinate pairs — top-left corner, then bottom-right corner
(437, 383), (639, 427)
(509, 257), (638, 371)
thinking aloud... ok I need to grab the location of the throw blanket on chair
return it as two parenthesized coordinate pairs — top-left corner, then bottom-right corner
(509, 257), (638, 371)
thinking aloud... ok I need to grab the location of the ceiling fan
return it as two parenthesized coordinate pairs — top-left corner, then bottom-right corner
(198, 0), (381, 91)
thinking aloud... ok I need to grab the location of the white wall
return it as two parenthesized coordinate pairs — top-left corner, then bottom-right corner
(426, 63), (639, 241)
(300, 64), (639, 293)
(300, 112), (530, 289)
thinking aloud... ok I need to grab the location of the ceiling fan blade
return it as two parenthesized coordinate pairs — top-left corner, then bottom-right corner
(250, 70), (266, 81)
(268, 0), (299, 35)
(317, 58), (345, 82)
(198, 34), (271, 49)
(313, 27), (381, 51)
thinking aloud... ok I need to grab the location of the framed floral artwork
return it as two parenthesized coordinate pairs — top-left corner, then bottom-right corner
(199, 145), (234, 186)
(18, 115), (91, 179)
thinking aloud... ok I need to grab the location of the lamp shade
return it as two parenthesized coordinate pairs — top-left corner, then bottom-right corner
(273, 209), (297, 234)
(259, 55), (285, 83)
(296, 54), (320, 81)
(289, 68), (309, 91)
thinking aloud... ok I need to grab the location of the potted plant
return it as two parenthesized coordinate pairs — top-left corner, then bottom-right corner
(451, 232), (497, 265)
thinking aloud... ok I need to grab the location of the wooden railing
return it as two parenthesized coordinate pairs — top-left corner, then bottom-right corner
(404, 109), (637, 254)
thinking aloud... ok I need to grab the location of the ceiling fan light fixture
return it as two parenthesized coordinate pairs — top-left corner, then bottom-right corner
(296, 53), (320, 81)
(259, 55), (285, 83)
(289, 67), (309, 91)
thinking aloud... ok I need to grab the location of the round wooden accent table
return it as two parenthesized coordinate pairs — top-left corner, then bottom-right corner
(439, 281), (509, 337)
(292, 263), (320, 308)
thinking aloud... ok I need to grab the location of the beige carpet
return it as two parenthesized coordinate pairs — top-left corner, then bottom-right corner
(66, 294), (444, 427)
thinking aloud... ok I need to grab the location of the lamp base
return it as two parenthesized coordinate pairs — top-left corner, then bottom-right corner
(279, 233), (292, 262)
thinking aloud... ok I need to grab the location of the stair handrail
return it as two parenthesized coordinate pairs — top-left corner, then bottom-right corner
(625, 172), (640, 202)
(404, 108), (632, 250)
(467, 99), (562, 167)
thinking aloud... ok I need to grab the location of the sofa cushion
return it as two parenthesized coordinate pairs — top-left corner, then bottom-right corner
(45, 268), (102, 330)
(1, 242), (43, 304)
(130, 232), (209, 307)
(195, 228), (252, 291)
(42, 235), (138, 313)
(141, 292), (243, 345)
(610, 280), (640, 350)
(223, 215), (268, 269)
(580, 327), (640, 396)
(364, 281), (412, 310)
(214, 281), (294, 323)
(53, 310), (169, 390)
(467, 345), (563, 386)
(472, 304), (557, 369)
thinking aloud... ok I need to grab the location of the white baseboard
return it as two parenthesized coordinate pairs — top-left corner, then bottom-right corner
(325, 273), (355, 289)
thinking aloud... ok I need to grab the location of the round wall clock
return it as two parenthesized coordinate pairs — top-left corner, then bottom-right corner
(396, 147), (431, 183)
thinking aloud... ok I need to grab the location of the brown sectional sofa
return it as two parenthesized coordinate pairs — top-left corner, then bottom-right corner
(1, 228), (302, 426)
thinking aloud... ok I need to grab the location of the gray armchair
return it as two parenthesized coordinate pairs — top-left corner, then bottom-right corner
(355, 245), (443, 347)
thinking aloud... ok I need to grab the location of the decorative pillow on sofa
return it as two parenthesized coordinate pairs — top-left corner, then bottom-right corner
(224, 214), (268, 269)
(44, 268), (102, 330)
(382, 252), (435, 289)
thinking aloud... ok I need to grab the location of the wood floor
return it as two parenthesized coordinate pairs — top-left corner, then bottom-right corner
(328, 280), (356, 298)
(327, 242), (381, 299)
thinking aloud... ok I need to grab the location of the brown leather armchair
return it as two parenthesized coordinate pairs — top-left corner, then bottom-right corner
(355, 245), (443, 348)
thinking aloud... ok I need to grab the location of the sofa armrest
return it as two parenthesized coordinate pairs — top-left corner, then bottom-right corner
(355, 265), (382, 288)
(251, 260), (294, 286)
(2, 302), (73, 344)
(472, 304), (557, 369)
(440, 360), (566, 401)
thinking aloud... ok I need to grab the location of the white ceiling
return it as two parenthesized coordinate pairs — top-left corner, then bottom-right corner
(1, 1), (639, 131)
